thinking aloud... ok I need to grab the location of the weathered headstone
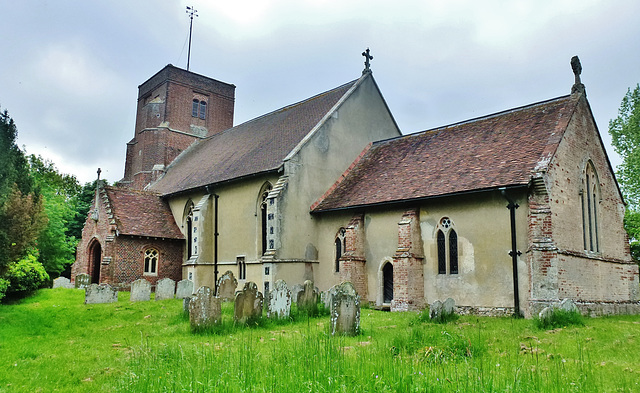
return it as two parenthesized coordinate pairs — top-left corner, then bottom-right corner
(291, 284), (304, 304)
(322, 284), (340, 312)
(85, 284), (118, 304)
(429, 300), (443, 320)
(217, 270), (238, 301)
(130, 278), (151, 302)
(183, 296), (192, 314)
(267, 280), (291, 318)
(539, 306), (554, 323)
(155, 278), (176, 301)
(442, 298), (456, 315)
(330, 282), (360, 336)
(53, 277), (73, 289)
(297, 280), (318, 315)
(234, 281), (263, 324)
(75, 273), (91, 289)
(176, 279), (194, 299)
(559, 298), (578, 313)
(188, 286), (221, 331)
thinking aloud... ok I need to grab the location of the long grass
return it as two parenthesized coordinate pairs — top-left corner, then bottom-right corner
(1, 289), (639, 392)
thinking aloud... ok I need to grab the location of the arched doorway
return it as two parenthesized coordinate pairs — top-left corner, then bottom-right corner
(382, 262), (393, 303)
(89, 240), (102, 284)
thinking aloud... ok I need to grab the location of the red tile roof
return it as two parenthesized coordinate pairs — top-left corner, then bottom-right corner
(150, 79), (358, 196)
(103, 186), (184, 239)
(312, 95), (579, 212)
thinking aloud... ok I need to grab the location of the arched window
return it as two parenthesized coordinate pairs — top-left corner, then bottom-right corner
(144, 248), (158, 275)
(258, 184), (272, 256)
(192, 99), (199, 117)
(184, 202), (194, 260)
(436, 217), (458, 275)
(382, 262), (393, 303)
(582, 161), (600, 253)
(334, 228), (346, 273)
(199, 101), (207, 119)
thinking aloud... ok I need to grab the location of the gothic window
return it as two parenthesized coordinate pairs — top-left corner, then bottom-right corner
(258, 183), (272, 256)
(199, 101), (207, 119)
(192, 99), (199, 117)
(237, 256), (246, 280)
(436, 217), (458, 275)
(582, 161), (600, 253)
(144, 248), (158, 275)
(334, 228), (346, 273)
(185, 202), (194, 259)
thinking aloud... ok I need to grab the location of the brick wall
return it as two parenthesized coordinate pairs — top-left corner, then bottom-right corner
(391, 209), (425, 311)
(340, 214), (367, 298)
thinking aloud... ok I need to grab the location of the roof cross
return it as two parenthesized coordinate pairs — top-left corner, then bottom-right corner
(362, 48), (373, 74)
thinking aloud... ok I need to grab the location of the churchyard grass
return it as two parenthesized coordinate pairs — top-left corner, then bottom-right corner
(1, 289), (639, 392)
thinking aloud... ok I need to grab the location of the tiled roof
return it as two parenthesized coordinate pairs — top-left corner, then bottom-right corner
(150, 79), (358, 196)
(103, 186), (184, 239)
(312, 95), (579, 212)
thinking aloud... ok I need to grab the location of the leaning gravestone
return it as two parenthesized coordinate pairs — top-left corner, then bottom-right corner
(429, 300), (443, 320)
(539, 306), (554, 323)
(234, 281), (263, 324)
(188, 286), (221, 331)
(155, 278), (176, 301)
(53, 277), (73, 289)
(75, 273), (91, 289)
(176, 279), (194, 299)
(442, 298), (456, 315)
(297, 280), (318, 315)
(330, 282), (360, 336)
(85, 284), (118, 304)
(323, 284), (340, 312)
(559, 298), (579, 313)
(217, 270), (238, 301)
(130, 278), (151, 302)
(267, 280), (291, 318)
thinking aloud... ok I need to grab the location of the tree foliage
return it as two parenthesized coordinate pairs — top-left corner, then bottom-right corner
(609, 84), (640, 261)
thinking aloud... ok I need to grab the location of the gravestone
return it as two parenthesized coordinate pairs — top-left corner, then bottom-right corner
(297, 280), (318, 315)
(130, 278), (151, 302)
(217, 270), (238, 301)
(176, 279), (194, 299)
(539, 306), (554, 323)
(85, 284), (118, 304)
(183, 296), (192, 314)
(75, 273), (91, 289)
(188, 286), (221, 331)
(291, 284), (304, 305)
(53, 277), (73, 289)
(234, 281), (263, 324)
(442, 298), (456, 315)
(429, 300), (443, 320)
(267, 280), (291, 318)
(559, 298), (578, 313)
(322, 284), (340, 312)
(330, 282), (360, 336)
(155, 278), (176, 301)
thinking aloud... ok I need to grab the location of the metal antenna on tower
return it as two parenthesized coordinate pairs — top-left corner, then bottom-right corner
(186, 6), (198, 71)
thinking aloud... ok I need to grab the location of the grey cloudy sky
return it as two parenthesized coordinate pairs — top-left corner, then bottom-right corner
(1, 0), (639, 184)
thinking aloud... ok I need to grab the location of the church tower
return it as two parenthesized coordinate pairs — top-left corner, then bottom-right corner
(120, 65), (235, 189)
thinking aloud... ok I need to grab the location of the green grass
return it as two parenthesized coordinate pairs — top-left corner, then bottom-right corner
(1, 289), (639, 392)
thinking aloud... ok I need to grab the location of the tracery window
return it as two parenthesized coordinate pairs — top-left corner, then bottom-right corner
(144, 248), (158, 275)
(436, 217), (458, 275)
(581, 161), (600, 253)
(335, 228), (346, 273)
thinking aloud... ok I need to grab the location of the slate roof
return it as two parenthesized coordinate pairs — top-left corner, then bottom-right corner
(103, 186), (184, 239)
(312, 94), (580, 212)
(150, 79), (358, 196)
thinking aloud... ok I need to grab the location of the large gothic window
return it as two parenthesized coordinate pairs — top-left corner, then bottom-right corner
(144, 248), (158, 275)
(184, 202), (195, 260)
(436, 217), (458, 275)
(334, 228), (346, 273)
(258, 183), (272, 256)
(582, 161), (600, 253)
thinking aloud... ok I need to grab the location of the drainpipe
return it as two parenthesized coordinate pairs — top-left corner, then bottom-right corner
(214, 193), (219, 296)
(500, 188), (522, 317)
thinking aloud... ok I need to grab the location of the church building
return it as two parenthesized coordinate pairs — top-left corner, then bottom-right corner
(72, 55), (639, 317)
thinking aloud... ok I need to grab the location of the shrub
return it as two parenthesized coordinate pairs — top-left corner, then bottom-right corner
(6, 252), (49, 293)
(0, 278), (9, 301)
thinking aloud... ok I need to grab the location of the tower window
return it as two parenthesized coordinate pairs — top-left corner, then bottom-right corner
(199, 101), (207, 119)
(192, 99), (199, 117)
(192, 99), (207, 119)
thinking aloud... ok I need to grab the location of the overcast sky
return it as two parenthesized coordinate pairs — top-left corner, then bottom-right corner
(1, 0), (639, 184)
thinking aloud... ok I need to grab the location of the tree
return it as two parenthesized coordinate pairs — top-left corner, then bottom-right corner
(609, 84), (640, 261)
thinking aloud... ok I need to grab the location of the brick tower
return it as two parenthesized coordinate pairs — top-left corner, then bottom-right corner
(120, 65), (235, 189)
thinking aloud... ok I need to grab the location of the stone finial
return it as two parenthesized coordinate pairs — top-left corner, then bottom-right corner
(362, 48), (373, 75)
(570, 56), (586, 96)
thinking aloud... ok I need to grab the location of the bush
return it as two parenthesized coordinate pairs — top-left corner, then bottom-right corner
(0, 278), (9, 301)
(6, 252), (49, 294)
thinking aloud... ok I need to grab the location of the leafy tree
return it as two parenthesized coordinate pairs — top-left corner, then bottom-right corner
(67, 180), (98, 242)
(0, 108), (33, 202)
(609, 84), (640, 261)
